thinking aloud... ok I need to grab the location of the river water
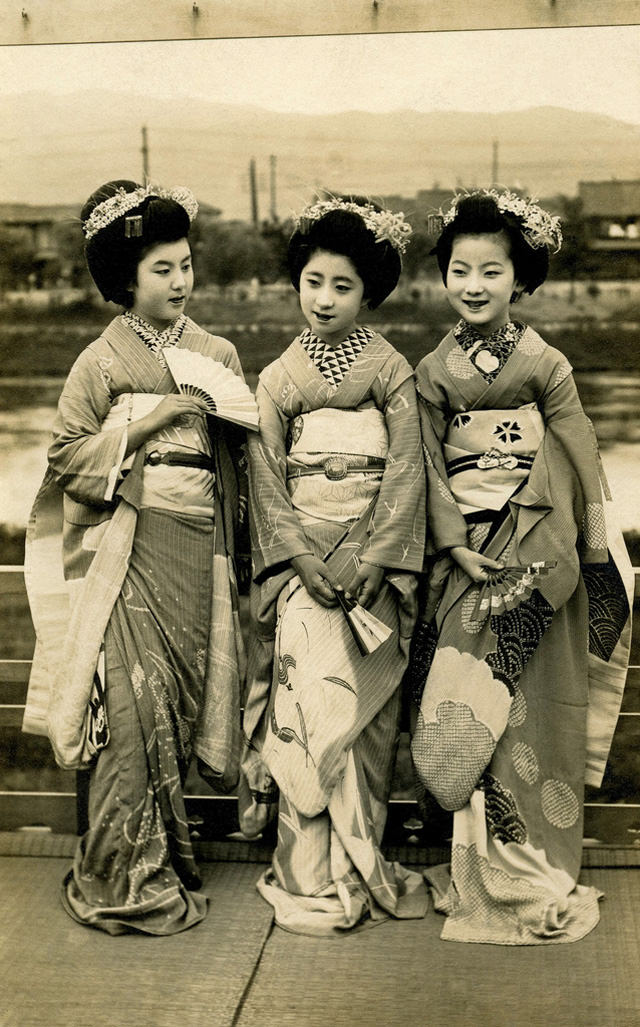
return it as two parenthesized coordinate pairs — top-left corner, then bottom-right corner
(1, 370), (639, 548)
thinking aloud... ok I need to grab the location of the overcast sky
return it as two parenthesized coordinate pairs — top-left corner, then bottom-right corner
(1, 25), (639, 123)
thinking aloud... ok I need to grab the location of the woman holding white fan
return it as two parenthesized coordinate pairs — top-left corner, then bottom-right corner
(22, 180), (254, 935)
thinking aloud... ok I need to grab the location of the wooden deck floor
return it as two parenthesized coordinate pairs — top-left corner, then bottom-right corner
(1, 852), (639, 1027)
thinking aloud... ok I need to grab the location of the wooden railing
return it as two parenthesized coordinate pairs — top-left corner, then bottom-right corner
(1, 565), (639, 849)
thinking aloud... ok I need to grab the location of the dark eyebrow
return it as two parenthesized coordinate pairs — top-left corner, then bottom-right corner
(450, 259), (505, 268)
(151, 255), (191, 267)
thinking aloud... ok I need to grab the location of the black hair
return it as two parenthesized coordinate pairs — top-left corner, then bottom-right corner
(434, 193), (550, 295)
(287, 197), (402, 310)
(81, 180), (192, 307)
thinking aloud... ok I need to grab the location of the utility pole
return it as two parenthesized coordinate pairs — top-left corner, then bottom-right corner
(491, 138), (499, 187)
(269, 155), (278, 223)
(141, 125), (150, 183)
(249, 158), (259, 227)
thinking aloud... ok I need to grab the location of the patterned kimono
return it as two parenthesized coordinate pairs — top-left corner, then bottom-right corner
(409, 320), (633, 945)
(240, 326), (429, 935)
(23, 314), (247, 935)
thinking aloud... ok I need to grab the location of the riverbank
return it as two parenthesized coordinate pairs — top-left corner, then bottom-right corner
(2, 284), (639, 564)
(1, 279), (640, 378)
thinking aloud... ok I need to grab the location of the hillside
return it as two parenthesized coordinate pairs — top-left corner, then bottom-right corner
(1, 91), (638, 219)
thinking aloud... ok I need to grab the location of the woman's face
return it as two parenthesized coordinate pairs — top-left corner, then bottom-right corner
(130, 238), (193, 330)
(299, 248), (365, 347)
(445, 232), (521, 336)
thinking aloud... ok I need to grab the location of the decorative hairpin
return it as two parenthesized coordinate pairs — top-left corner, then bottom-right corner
(83, 184), (199, 241)
(124, 215), (143, 238)
(294, 198), (413, 255)
(439, 188), (563, 253)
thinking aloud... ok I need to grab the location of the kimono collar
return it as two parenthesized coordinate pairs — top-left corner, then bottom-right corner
(299, 325), (374, 388)
(121, 311), (187, 367)
(453, 319), (525, 383)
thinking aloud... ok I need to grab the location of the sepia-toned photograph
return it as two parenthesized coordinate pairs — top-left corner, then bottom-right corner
(1, 9), (639, 1026)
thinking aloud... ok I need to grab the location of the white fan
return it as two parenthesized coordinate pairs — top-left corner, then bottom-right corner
(164, 347), (259, 430)
(334, 589), (394, 657)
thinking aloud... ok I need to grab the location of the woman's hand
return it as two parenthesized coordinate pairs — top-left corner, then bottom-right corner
(450, 546), (503, 583)
(350, 561), (385, 609)
(125, 395), (210, 455)
(147, 394), (210, 431)
(291, 554), (342, 608)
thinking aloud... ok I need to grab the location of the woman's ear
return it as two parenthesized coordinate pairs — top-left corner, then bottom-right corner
(511, 280), (525, 304)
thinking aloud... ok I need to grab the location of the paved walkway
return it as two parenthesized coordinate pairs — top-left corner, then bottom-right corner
(1, 856), (639, 1027)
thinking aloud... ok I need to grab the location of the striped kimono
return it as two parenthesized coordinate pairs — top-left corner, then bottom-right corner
(23, 314), (247, 935)
(409, 322), (633, 945)
(240, 327), (429, 935)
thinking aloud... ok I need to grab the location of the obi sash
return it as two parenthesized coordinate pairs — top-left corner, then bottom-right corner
(285, 406), (388, 524)
(444, 403), (545, 515)
(102, 392), (215, 516)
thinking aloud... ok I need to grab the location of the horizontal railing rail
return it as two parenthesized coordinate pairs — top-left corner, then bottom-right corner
(1, 565), (639, 849)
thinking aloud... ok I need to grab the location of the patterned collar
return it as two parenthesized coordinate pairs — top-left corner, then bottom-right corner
(299, 325), (374, 388)
(122, 311), (187, 367)
(453, 319), (525, 383)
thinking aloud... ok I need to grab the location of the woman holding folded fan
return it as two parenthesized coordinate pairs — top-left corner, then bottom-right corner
(239, 197), (428, 935)
(22, 180), (250, 934)
(407, 190), (633, 945)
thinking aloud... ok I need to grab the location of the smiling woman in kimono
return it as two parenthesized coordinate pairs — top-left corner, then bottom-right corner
(22, 180), (249, 934)
(408, 190), (633, 945)
(240, 197), (429, 935)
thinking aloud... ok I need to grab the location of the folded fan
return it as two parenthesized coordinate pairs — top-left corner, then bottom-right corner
(472, 561), (557, 621)
(164, 347), (259, 430)
(333, 588), (394, 657)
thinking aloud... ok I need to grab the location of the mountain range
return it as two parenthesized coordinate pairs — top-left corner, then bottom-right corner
(1, 90), (638, 219)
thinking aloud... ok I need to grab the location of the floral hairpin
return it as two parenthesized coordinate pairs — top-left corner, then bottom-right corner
(83, 184), (199, 241)
(439, 188), (563, 253)
(294, 198), (413, 255)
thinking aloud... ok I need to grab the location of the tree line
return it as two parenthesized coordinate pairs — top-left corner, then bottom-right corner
(0, 197), (625, 295)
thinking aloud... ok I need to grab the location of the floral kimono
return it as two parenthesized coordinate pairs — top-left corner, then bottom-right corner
(240, 326), (429, 935)
(23, 313), (247, 935)
(409, 320), (633, 945)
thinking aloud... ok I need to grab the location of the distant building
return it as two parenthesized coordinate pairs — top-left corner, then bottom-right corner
(0, 202), (80, 258)
(579, 180), (640, 251)
(0, 202), (81, 288)
(382, 188), (456, 230)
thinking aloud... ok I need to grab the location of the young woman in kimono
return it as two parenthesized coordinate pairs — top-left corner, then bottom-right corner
(409, 190), (633, 945)
(239, 198), (429, 935)
(22, 180), (249, 934)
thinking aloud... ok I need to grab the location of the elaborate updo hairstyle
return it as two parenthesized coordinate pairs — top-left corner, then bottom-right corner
(81, 180), (193, 308)
(434, 192), (555, 297)
(287, 197), (405, 310)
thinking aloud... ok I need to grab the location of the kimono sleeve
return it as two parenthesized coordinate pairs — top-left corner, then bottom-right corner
(247, 379), (313, 580)
(534, 353), (609, 564)
(415, 356), (469, 554)
(48, 345), (128, 507)
(363, 372), (426, 573)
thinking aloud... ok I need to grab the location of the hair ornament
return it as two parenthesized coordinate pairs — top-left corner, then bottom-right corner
(440, 188), (562, 253)
(294, 198), (413, 255)
(124, 215), (143, 238)
(83, 184), (198, 241)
